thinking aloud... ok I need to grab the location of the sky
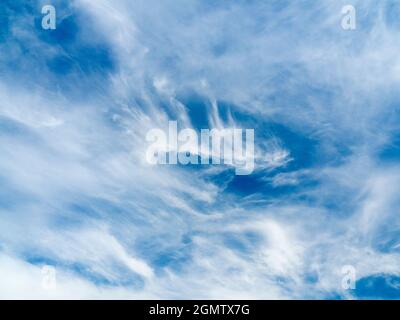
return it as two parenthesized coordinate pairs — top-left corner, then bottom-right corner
(0, 0), (400, 299)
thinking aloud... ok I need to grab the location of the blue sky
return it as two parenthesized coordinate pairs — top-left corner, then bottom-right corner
(0, 0), (400, 299)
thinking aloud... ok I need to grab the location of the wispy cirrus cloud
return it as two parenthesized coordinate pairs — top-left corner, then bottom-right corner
(0, 0), (400, 299)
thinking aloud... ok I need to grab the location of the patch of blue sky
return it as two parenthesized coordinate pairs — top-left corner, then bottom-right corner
(222, 230), (263, 255)
(225, 172), (318, 201)
(133, 232), (194, 274)
(378, 132), (400, 162)
(179, 94), (211, 130)
(206, 121), (320, 198)
(1, 0), (116, 99)
(150, 246), (193, 274)
(354, 274), (400, 300)
(373, 229), (400, 254)
(25, 254), (58, 267)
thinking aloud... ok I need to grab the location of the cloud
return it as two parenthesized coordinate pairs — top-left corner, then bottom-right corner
(0, 0), (400, 299)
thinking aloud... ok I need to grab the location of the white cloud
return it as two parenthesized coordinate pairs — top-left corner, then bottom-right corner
(1, 0), (400, 299)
